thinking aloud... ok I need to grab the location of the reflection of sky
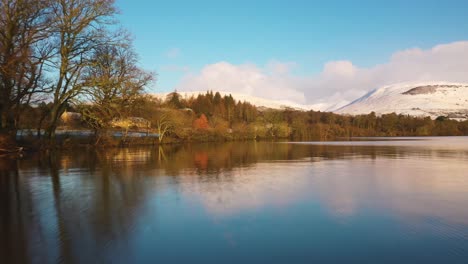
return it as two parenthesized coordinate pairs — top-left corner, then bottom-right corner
(130, 147), (468, 262)
(6, 138), (468, 263)
(313, 158), (468, 224)
(177, 163), (313, 217)
(174, 154), (468, 226)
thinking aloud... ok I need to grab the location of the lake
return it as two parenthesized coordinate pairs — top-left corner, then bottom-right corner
(1, 137), (468, 263)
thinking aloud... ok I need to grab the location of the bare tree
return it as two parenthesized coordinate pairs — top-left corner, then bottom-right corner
(77, 37), (153, 141)
(45, 0), (118, 140)
(0, 0), (51, 144)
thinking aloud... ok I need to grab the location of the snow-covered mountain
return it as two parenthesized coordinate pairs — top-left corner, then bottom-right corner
(152, 91), (314, 111)
(335, 82), (468, 120)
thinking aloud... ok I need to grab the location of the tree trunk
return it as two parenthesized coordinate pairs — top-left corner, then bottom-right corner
(46, 103), (66, 142)
(0, 104), (4, 130)
(0, 103), (16, 131)
(0, 130), (17, 150)
(0, 104), (18, 149)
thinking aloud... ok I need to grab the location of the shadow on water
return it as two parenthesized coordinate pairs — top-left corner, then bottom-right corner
(1, 138), (468, 263)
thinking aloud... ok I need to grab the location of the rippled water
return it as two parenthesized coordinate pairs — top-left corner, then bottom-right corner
(1, 137), (468, 263)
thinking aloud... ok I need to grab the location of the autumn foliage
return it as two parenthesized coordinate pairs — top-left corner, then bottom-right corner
(193, 114), (210, 130)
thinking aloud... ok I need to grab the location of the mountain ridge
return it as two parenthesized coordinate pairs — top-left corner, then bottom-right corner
(152, 82), (468, 120)
(335, 82), (468, 120)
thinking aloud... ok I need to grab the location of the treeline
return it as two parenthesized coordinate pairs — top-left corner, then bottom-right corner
(158, 92), (468, 141)
(165, 91), (258, 123)
(0, 0), (152, 149)
(13, 90), (468, 145)
(287, 111), (468, 140)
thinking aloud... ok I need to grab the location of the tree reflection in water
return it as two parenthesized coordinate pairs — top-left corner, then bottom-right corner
(1, 139), (468, 263)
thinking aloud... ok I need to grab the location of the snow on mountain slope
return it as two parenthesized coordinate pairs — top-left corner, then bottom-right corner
(152, 91), (315, 111)
(335, 82), (468, 120)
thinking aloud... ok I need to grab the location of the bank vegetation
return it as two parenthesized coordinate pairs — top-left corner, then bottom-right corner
(1, 0), (467, 152)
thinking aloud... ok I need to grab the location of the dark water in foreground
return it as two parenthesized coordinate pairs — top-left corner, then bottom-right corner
(1, 137), (468, 263)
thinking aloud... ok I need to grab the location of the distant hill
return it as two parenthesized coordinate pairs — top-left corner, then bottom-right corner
(335, 82), (468, 120)
(152, 91), (314, 111)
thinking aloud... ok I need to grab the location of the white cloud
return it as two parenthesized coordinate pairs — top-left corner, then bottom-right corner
(176, 62), (308, 104)
(266, 60), (297, 75)
(175, 41), (468, 110)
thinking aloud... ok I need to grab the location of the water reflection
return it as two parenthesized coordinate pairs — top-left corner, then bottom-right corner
(1, 138), (468, 263)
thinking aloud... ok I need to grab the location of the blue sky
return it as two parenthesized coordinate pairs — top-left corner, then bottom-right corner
(116, 0), (468, 107)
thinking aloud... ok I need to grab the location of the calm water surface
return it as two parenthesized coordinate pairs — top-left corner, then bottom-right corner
(1, 137), (468, 263)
